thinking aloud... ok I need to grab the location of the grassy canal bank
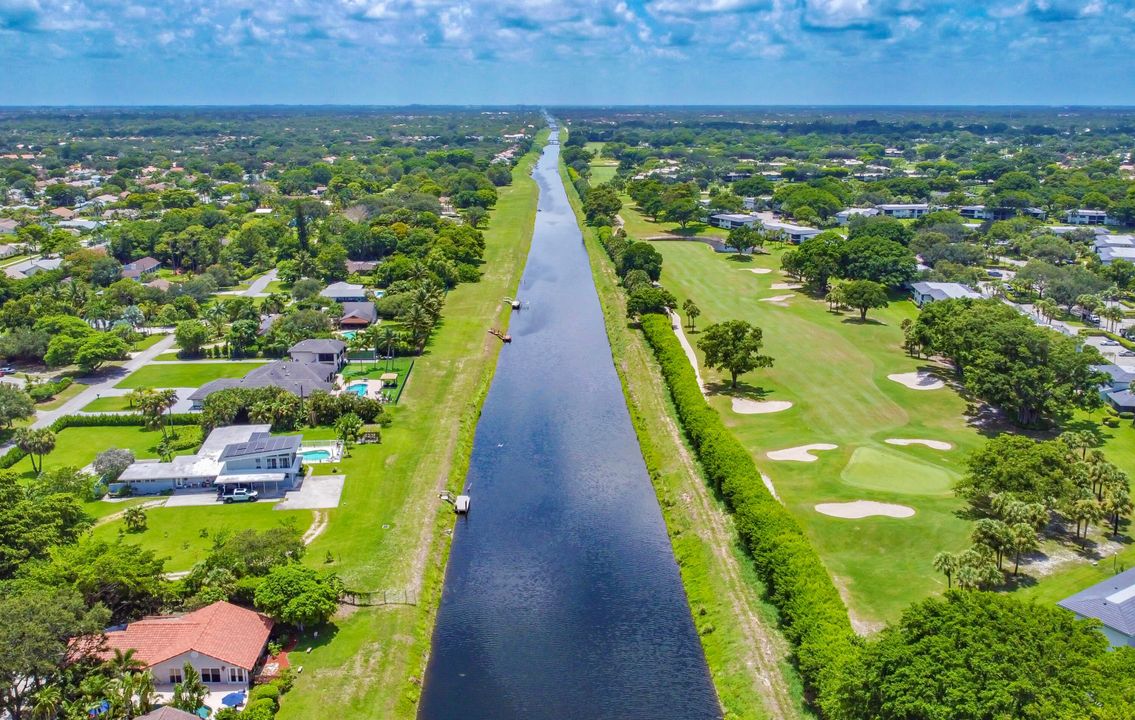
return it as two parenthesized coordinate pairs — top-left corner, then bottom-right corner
(274, 130), (546, 720)
(561, 155), (809, 719)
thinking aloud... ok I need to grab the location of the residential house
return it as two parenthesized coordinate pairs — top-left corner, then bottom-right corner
(762, 220), (822, 243)
(708, 213), (759, 230)
(113, 424), (303, 495)
(910, 281), (981, 306)
(4, 256), (62, 279)
(122, 256), (162, 280)
(1066, 209), (1113, 226)
(95, 601), (273, 693)
(146, 278), (172, 292)
(1094, 364), (1135, 412)
(340, 301), (378, 329)
(319, 281), (368, 303)
(49, 207), (76, 220)
(0, 244), (18, 259)
(835, 208), (879, 225)
(57, 219), (103, 232)
(288, 338), (348, 368)
(877, 203), (930, 219)
(346, 260), (379, 274)
(1048, 224), (1111, 237)
(1094, 236), (1135, 266)
(0, 218), (17, 235)
(1058, 567), (1135, 648)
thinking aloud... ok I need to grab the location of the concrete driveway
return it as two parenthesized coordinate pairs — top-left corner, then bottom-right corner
(275, 474), (345, 510)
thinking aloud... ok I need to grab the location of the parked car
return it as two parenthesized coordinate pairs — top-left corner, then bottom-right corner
(222, 487), (258, 503)
(0, 366), (13, 375)
(1102, 340), (1121, 346)
(1119, 350), (1135, 358)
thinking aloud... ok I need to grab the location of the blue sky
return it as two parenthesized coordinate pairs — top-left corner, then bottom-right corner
(1, 0), (1133, 105)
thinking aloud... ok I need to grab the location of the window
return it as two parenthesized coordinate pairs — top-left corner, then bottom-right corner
(201, 668), (222, 683)
(267, 458), (277, 469)
(229, 667), (245, 683)
(168, 668), (183, 685)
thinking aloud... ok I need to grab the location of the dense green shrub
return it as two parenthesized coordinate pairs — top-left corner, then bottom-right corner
(28, 376), (73, 403)
(640, 312), (856, 701)
(249, 684), (280, 704)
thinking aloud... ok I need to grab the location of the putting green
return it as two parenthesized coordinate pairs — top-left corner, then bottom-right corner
(841, 446), (955, 496)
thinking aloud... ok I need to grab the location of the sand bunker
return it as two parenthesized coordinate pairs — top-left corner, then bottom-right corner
(885, 438), (953, 450)
(732, 398), (793, 414)
(770, 282), (803, 290)
(747, 268), (773, 274)
(815, 500), (916, 519)
(887, 370), (944, 390)
(767, 443), (838, 462)
(758, 294), (795, 304)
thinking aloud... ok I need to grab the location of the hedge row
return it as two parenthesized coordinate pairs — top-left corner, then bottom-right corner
(51, 413), (200, 429)
(639, 312), (857, 701)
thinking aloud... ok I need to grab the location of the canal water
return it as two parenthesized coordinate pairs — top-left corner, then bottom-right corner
(417, 127), (720, 720)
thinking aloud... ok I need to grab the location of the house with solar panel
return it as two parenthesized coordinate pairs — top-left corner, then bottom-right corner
(111, 424), (303, 497)
(1057, 567), (1135, 648)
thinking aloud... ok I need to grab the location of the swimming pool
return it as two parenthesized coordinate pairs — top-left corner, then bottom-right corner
(301, 449), (331, 462)
(346, 383), (368, 397)
(341, 330), (357, 340)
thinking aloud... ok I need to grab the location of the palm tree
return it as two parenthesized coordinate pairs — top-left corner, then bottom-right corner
(1035, 297), (1058, 324)
(1101, 483), (1133, 536)
(105, 648), (146, 677)
(1101, 304), (1124, 332)
(261, 292), (289, 315)
(172, 664), (207, 713)
(1008, 523), (1038, 576)
(203, 303), (228, 337)
(1059, 429), (1098, 460)
(932, 551), (959, 589)
(682, 298), (700, 331)
(31, 686), (61, 720)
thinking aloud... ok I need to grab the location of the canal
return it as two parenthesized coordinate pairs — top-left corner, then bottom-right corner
(417, 126), (720, 720)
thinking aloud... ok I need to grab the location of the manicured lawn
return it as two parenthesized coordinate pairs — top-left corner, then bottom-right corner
(131, 333), (168, 352)
(115, 361), (266, 389)
(8, 425), (193, 477)
(276, 132), (545, 720)
(619, 193), (729, 240)
(81, 395), (135, 412)
(648, 241), (977, 627)
(842, 446), (954, 495)
(92, 504), (313, 571)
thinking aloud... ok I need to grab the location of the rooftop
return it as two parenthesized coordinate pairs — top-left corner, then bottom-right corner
(319, 281), (366, 299)
(911, 281), (981, 302)
(1058, 567), (1135, 636)
(290, 338), (347, 355)
(98, 601), (273, 670)
(218, 431), (302, 460)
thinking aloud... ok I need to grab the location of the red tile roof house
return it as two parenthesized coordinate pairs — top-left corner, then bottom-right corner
(94, 601), (273, 694)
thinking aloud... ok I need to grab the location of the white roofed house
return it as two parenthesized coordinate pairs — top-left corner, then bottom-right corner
(319, 281), (368, 303)
(0, 218), (17, 235)
(1058, 567), (1135, 648)
(111, 424), (303, 496)
(1066, 208), (1113, 225)
(877, 203), (930, 219)
(835, 208), (879, 225)
(909, 281), (981, 306)
(1094, 235), (1135, 265)
(708, 213), (759, 230)
(762, 220), (822, 243)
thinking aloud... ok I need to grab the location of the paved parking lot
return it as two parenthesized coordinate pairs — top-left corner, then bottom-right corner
(275, 474), (345, 510)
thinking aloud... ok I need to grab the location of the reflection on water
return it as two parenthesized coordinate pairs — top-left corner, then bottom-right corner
(417, 128), (720, 720)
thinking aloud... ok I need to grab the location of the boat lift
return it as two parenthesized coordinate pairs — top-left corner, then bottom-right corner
(502, 296), (525, 310)
(439, 491), (470, 514)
